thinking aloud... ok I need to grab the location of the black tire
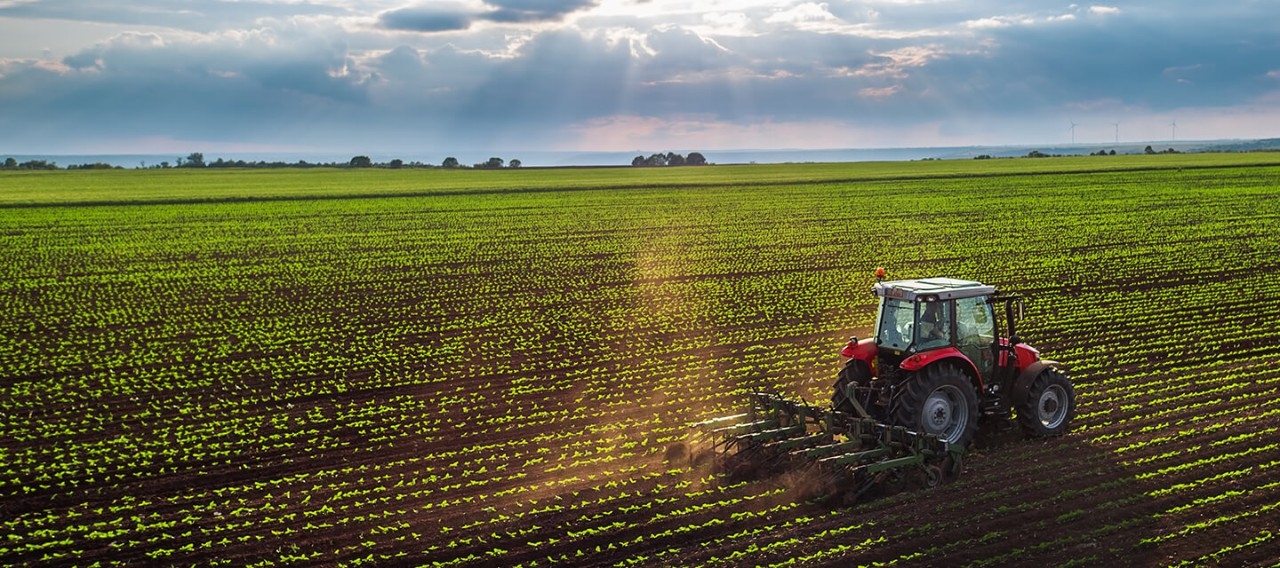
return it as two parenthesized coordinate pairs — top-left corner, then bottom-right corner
(831, 360), (871, 415)
(891, 363), (980, 448)
(1017, 367), (1076, 438)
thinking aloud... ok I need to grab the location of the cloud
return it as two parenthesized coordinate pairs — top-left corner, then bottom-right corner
(0, 26), (376, 153)
(847, 45), (946, 79)
(0, 0), (346, 33)
(483, 0), (599, 23)
(860, 85), (901, 98)
(697, 11), (753, 36)
(62, 32), (166, 70)
(764, 3), (840, 27)
(2, 0), (1279, 154)
(377, 0), (599, 33)
(378, 6), (475, 33)
(964, 16), (1036, 29)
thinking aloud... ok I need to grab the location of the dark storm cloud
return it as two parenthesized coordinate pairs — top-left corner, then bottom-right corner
(924, 6), (1280, 114)
(441, 30), (634, 131)
(0, 29), (372, 150)
(378, 0), (599, 32)
(483, 0), (599, 23)
(377, 7), (473, 33)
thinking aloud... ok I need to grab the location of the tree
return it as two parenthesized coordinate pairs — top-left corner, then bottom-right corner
(442, 157), (459, 168)
(646, 153), (668, 167)
(184, 152), (205, 167)
(631, 155), (646, 167)
(666, 152), (686, 166)
(350, 155), (373, 168)
(3, 157), (15, 169)
(389, 159), (404, 169)
(1144, 145), (1156, 155)
(508, 159), (521, 168)
(480, 157), (504, 169)
(686, 152), (707, 165)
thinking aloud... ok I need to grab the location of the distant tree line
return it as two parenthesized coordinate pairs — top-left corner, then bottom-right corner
(0, 153), (532, 171)
(971, 148), (1179, 160)
(465, 157), (520, 169)
(0, 157), (124, 170)
(3, 158), (53, 170)
(631, 152), (708, 167)
(180, 153), (525, 170)
(3, 151), (714, 171)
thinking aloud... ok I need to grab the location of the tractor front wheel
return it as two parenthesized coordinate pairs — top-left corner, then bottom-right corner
(1017, 367), (1077, 437)
(892, 363), (980, 448)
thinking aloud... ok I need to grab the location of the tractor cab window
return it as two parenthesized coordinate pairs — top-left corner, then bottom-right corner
(915, 300), (952, 350)
(956, 296), (996, 349)
(875, 298), (916, 350)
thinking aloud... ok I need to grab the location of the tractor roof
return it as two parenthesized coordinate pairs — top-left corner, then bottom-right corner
(872, 278), (997, 301)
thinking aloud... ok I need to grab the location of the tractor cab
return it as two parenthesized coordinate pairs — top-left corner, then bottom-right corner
(873, 278), (996, 349)
(870, 277), (1007, 383)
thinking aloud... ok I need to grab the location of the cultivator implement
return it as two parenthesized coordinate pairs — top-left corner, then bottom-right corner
(696, 392), (964, 503)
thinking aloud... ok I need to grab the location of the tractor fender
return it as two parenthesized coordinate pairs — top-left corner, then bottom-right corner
(1013, 360), (1062, 403)
(841, 337), (877, 362)
(899, 347), (984, 391)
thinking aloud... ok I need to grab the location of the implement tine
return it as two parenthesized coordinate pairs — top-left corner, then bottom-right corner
(736, 424), (806, 444)
(817, 447), (890, 467)
(766, 431), (832, 452)
(709, 419), (777, 436)
(800, 439), (863, 460)
(692, 413), (750, 428)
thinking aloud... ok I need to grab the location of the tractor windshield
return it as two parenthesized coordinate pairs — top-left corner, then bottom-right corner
(915, 300), (952, 351)
(875, 298), (916, 350)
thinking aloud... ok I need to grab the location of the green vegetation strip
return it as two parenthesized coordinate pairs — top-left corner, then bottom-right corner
(3, 155), (1280, 566)
(3, 152), (1279, 206)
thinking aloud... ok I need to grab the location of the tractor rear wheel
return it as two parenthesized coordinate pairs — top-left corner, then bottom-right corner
(892, 363), (979, 448)
(831, 360), (871, 415)
(1018, 367), (1076, 437)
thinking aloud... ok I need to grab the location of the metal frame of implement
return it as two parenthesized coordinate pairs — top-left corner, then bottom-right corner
(696, 392), (964, 497)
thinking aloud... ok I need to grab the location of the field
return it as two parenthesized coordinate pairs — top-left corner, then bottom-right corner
(3, 154), (1280, 567)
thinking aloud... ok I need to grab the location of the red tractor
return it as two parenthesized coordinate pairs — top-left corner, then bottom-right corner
(699, 272), (1076, 497)
(833, 273), (1076, 449)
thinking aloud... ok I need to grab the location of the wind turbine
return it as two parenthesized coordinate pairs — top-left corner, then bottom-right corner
(1112, 122), (1120, 144)
(1070, 120), (1078, 144)
(1171, 120), (1177, 142)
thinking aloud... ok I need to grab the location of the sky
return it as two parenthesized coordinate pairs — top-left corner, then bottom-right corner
(1, 1), (1278, 158)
